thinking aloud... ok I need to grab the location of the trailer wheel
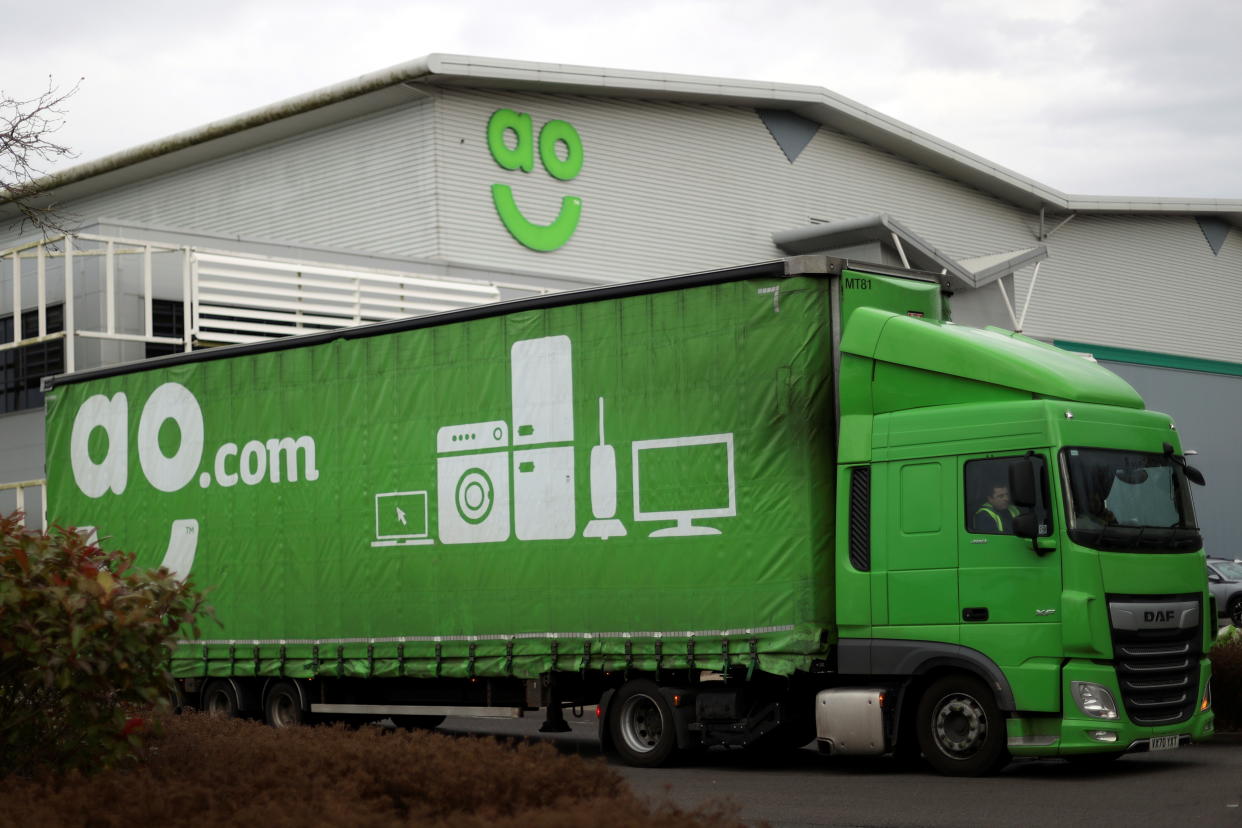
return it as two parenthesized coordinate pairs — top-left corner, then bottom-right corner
(264, 681), (305, 729)
(201, 680), (241, 718)
(609, 680), (678, 767)
(916, 675), (1009, 776)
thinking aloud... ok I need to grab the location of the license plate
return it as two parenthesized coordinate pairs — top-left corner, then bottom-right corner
(1149, 735), (1180, 751)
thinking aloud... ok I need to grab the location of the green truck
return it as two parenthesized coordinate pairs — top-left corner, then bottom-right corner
(43, 256), (1214, 775)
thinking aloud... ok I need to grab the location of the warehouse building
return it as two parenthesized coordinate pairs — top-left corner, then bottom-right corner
(1, 54), (1239, 550)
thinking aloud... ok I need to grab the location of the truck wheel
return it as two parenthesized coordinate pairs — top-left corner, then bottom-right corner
(609, 680), (678, 767)
(916, 675), (1009, 776)
(201, 679), (241, 717)
(264, 681), (305, 729)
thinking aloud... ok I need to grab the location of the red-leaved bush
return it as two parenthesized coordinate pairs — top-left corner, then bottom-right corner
(0, 513), (210, 776)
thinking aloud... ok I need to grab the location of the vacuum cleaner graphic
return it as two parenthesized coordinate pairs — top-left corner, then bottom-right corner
(583, 397), (626, 539)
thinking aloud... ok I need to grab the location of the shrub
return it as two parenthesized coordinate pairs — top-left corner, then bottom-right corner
(1209, 628), (1242, 732)
(0, 712), (743, 827)
(0, 513), (210, 776)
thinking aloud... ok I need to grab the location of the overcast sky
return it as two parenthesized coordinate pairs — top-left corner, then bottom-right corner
(2, 0), (1238, 199)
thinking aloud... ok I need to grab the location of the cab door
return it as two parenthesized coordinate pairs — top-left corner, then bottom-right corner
(958, 453), (1063, 711)
(883, 458), (959, 634)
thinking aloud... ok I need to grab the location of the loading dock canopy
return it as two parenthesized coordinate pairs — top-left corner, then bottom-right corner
(772, 214), (1047, 291)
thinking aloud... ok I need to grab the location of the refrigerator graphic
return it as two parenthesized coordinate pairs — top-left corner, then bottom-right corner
(511, 336), (576, 540)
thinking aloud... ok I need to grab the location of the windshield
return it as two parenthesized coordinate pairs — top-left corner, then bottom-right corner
(1061, 448), (1201, 552)
(1213, 561), (1242, 581)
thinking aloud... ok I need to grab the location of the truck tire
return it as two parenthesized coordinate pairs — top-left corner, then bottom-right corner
(201, 679), (241, 718)
(264, 681), (305, 729)
(916, 675), (1009, 776)
(609, 679), (678, 767)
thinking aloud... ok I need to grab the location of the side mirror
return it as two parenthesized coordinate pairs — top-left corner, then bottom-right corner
(1013, 512), (1039, 540)
(1013, 512), (1054, 556)
(1165, 441), (1206, 486)
(1008, 458), (1039, 508)
(1208, 572), (1223, 583)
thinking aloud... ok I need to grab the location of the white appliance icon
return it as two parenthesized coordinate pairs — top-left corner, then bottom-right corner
(511, 336), (576, 541)
(583, 397), (626, 539)
(371, 491), (434, 547)
(436, 421), (511, 544)
(632, 433), (736, 537)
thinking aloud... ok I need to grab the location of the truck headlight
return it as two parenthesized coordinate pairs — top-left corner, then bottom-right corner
(1072, 681), (1119, 720)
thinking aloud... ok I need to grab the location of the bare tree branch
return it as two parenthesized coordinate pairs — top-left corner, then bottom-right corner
(0, 76), (82, 235)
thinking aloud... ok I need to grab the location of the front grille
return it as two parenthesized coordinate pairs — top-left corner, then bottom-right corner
(1109, 595), (1202, 726)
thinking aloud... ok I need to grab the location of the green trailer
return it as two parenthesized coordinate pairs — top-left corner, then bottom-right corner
(43, 256), (1215, 775)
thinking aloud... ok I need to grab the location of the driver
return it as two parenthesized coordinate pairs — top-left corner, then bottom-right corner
(1077, 492), (1118, 527)
(973, 484), (1020, 534)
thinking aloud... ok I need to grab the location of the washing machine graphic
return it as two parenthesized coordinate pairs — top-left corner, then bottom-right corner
(436, 420), (511, 544)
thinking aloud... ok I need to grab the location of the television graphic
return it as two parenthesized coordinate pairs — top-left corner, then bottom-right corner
(372, 491), (434, 547)
(631, 433), (736, 537)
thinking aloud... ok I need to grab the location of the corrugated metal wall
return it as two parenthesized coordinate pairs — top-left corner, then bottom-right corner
(21, 99), (441, 259)
(1019, 215), (1242, 362)
(1103, 360), (1242, 554)
(436, 88), (1041, 287)
(7, 86), (1236, 365)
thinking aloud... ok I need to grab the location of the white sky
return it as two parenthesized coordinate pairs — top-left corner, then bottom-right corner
(2, 0), (1239, 199)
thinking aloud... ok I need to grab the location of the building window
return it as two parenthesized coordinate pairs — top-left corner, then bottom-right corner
(145, 299), (186, 359)
(1, 304), (65, 414)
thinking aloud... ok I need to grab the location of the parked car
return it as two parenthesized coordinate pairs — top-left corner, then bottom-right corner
(1206, 558), (1242, 627)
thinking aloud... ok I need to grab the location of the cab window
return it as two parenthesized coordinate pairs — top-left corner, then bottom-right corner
(964, 456), (1050, 536)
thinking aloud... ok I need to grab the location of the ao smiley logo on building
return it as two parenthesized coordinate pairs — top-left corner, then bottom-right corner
(487, 109), (583, 251)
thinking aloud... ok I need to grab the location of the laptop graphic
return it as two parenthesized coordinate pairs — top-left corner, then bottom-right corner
(371, 491), (434, 547)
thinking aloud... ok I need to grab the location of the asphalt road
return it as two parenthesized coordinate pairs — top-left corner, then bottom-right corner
(438, 713), (1242, 827)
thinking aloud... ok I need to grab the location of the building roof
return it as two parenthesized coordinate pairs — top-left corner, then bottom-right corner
(772, 214), (1047, 290)
(12, 54), (1242, 227)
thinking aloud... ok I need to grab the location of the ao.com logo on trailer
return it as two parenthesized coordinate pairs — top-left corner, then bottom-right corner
(69, 382), (319, 498)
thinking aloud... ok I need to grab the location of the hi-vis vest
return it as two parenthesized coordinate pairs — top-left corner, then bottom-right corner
(975, 503), (1020, 532)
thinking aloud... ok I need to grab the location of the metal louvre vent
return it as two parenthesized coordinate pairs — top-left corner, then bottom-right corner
(1109, 595), (1202, 726)
(194, 252), (502, 345)
(848, 466), (871, 572)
